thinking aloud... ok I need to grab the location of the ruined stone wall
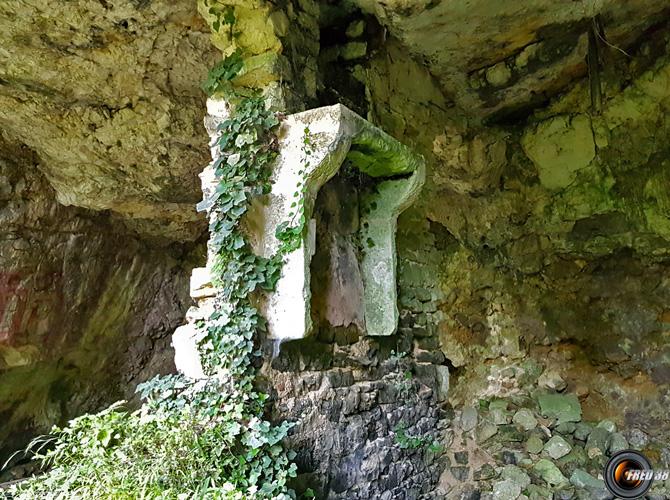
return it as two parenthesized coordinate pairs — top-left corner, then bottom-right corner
(261, 173), (450, 499)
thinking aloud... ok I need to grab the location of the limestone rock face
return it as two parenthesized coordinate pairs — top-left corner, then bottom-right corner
(352, 0), (668, 119)
(0, 138), (196, 460)
(0, 0), (214, 462)
(0, 0), (219, 241)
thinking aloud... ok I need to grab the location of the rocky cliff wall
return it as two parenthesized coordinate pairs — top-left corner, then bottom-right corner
(0, 135), (198, 462)
(0, 0), (216, 463)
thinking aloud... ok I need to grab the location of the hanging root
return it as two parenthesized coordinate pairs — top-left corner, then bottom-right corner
(588, 16), (603, 115)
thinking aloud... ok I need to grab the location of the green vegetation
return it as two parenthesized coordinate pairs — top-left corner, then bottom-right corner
(201, 49), (243, 96)
(275, 126), (312, 254)
(393, 422), (441, 452)
(9, 51), (300, 499)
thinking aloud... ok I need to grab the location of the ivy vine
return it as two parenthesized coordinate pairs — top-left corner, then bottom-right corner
(275, 126), (312, 254)
(201, 49), (243, 96)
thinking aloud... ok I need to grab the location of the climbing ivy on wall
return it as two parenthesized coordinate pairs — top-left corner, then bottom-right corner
(275, 126), (312, 254)
(9, 51), (301, 499)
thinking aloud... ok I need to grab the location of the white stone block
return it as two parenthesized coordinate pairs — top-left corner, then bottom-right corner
(172, 324), (206, 380)
(359, 165), (425, 335)
(190, 267), (215, 300)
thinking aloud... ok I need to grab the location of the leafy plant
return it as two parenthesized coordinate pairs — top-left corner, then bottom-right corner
(275, 126), (313, 254)
(11, 52), (299, 499)
(201, 49), (243, 96)
(393, 422), (440, 452)
(389, 349), (408, 362)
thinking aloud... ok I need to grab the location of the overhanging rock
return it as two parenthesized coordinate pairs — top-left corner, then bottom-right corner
(192, 102), (425, 346)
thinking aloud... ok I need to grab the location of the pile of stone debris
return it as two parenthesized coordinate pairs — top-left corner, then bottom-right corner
(438, 390), (668, 499)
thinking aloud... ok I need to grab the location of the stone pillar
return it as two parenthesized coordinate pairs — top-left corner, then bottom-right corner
(360, 167), (425, 336)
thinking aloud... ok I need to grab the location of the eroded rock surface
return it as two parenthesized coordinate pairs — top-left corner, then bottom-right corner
(0, 0), (218, 241)
(0, 137), (197, 461)
(0, 0), (214, 463)
(352, 0), (669, 120)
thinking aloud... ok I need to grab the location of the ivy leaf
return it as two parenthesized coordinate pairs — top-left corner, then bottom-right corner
(223, 7), (236, 25)
(227, 153), (241, 166)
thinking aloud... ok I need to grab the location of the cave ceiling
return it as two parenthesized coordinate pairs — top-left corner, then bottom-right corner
(352, 0), (669, 120)
(0, 0), (219, 242)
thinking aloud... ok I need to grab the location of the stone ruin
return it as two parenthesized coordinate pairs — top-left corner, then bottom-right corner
(173, 102), (425, 379)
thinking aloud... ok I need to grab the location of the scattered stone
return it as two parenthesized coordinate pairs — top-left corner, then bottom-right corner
(492, 479), (521, 500)
(627, 428), (649, 448)
(474, 463), (497, 481)
(538, 423), (553, 438)
(499, 450), (519, 465)
(513, 409), (538, 431)
(525, 484), (553, 500)
(496, 425), (525, 443)
(556, 445), (588, 479)
(489, 399), (509, 411)
(537, 394), (582, 424)
(501, 465), (531, 490)
(538, 369), (567, 392)
(526, 435), (544, 454)
(578, 488), (611, 500)
(596, 420), (616, 433)
(451, 466), (470, 481)
(461, 407), (479, 432)
(573, 423), (592, 441)
(477, 422), (499, 443)
(554, 422), (576, 435)
(491, 408), (511, 425)
(544, 436), (572, 459)
(608, 433), (628, 454)
(585, 428), (610, 458)
(569, 469), (605, 490)
(454, 451), (469, 465)
(533, 459), (569, 487)
(462, 487), (483, 500)
(517, 360), (544, 387)
(552, 487), (575, 500)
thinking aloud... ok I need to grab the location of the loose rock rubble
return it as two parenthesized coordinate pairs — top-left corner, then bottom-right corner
(438, 383), (670, 499)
